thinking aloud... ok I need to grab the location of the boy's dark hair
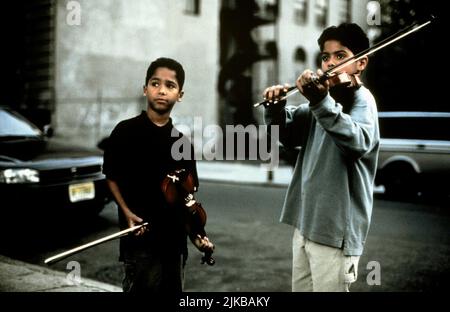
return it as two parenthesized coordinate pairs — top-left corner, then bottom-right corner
(318, 23), (369, 55)
(145, 57), (185, 90)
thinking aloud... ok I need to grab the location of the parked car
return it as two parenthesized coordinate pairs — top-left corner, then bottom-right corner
(0, 107), (111, 221)
(375, 111), (450, 198)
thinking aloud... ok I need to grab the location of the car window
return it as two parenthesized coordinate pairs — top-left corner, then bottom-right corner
(379, 113), (450, 141)
(0, 109), (42, 137)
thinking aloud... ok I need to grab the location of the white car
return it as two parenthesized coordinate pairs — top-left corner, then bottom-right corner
(375, 111), (450, 198)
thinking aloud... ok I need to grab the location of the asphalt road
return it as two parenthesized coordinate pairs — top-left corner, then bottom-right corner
(2, 181), (450, 292)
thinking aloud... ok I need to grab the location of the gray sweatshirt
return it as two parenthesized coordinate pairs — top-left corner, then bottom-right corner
(265, 86), (380, 255)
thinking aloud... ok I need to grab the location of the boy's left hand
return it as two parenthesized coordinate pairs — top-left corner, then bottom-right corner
(193, 235), (214, 252)
(296, 69), (329, 104)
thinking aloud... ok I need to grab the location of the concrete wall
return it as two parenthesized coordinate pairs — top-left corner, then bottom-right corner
(54, 0), (219, 148)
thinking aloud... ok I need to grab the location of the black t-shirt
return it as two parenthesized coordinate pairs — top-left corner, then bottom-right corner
(103, 111), (198, 261)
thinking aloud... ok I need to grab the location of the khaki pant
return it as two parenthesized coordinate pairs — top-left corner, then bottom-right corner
(292, 228), (360, 292)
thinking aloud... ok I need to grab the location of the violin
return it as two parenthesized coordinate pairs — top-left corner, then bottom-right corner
(254, 71), (362, 108)
(325, 72), (361, 89)
(161, 169), (215, 265)
(254, 17), (434, 108)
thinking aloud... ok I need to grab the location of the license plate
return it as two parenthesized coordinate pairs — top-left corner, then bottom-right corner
(69, 182), (95, 203)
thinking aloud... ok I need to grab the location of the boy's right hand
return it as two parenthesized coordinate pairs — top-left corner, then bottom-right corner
(126, 212), (146, 236)
(263, 84), (290, 106)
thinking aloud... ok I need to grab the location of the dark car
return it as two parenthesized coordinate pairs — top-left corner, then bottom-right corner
(375, 111), (450, 198)
(0, 107), (111, 221)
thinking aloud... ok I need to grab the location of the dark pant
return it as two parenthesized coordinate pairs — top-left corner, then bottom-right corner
(122, 255), (184, 294)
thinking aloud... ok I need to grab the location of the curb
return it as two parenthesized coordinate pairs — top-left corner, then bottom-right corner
(0, 255), (121, 292)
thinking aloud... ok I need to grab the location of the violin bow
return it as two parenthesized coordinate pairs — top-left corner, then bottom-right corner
(254, 16), (435, 107)
(44, 222), (149, 265)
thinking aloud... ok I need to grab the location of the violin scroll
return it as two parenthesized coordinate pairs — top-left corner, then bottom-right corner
(201, 247), (215, 265)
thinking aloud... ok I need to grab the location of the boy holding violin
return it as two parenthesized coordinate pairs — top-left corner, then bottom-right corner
(103, 57), (213, 294)
(263, 23), (380, 291)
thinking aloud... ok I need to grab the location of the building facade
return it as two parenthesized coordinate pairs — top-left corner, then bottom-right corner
(54, 0), (220, 147)
(8, 0), (370, 150)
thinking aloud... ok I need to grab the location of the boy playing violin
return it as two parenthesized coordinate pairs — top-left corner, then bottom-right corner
(103, 57), (213, 294)
(263, 23), (380, 291)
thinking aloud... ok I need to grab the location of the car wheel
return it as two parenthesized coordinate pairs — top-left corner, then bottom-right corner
(382, 163), (420, 199)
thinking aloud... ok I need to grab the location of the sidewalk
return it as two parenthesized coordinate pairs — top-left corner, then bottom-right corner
(0, 161), (293, 292)
(0, 255), (121, 292)
(197, 160), (293, 186)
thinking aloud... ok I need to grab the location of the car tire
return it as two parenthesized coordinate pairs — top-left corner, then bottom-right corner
(381, 162), (420, 200)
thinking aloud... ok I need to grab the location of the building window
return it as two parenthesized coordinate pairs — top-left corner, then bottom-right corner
(315, 0), (328, 28)
(315, 51), (322, 68)
(294, 0), (308, 25)
(294, 47), (307, 63)
(185, 0), (201, 15)
(339, 0), (352, 23)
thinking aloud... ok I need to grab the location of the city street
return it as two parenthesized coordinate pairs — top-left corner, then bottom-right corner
(1, 1), (447, 302)
(1, 180), (449, 292)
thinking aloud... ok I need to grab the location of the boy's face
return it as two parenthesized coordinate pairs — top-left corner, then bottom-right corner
(320, 40), (367, 75)
(143, 67), (184, 115)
